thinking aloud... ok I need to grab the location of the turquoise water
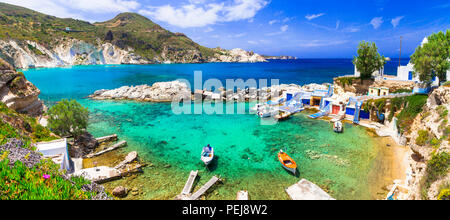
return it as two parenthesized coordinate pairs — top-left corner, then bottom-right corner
(23, 60), (393, 200)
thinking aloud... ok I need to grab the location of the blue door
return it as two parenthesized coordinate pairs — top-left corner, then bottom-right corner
(346, 107), (355, 116)
(408, 71), (413, 80)
(360, 110), (370, 119)
(286, 94), (293, 102)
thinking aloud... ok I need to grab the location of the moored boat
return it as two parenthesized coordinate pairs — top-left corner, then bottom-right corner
(201, 145), (214, 166)
(333, 121), (343, 133)
(274, 111), (292, 121)
(278, 150), (297, 175)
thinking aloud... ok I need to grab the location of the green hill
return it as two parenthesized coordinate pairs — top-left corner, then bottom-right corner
(0, 2), (215, 62)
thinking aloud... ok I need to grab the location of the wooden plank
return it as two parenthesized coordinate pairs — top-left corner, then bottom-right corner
(96, 134), (118, 144)
(85, 140), (127, 158)
(182, 170), (198, 195)
(189, 176), (219, 200)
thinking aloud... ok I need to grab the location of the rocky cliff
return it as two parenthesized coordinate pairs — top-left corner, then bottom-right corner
(0, 39), (150, 69)
(0, 58), (44, 116)
(404, 86), (449, 200)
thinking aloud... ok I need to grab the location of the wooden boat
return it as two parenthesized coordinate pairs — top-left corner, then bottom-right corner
(278, 150), (297, 175)
(201, 145), (214, 166)
(333, 121), (343, 133)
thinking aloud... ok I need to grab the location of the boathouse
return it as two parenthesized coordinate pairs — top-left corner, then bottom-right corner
(324, 98), (345, 115)
(310, 89), (329, 107)
(36, 139), (72, 171)
(345, 97), (370, 123)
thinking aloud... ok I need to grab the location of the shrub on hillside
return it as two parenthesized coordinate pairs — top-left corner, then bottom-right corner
(47, 99), (89, 138)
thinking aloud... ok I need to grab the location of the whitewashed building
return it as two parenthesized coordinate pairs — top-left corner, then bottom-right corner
(396, 38), (450, 85)
(36, 139), (72, 171)
(354, 65), (385, 78)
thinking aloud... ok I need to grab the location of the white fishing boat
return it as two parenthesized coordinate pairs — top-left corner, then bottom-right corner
(201, 145), (214, 166)
(250, 103), (264, 114)
(257, 106), (278, 118)
(333, 121), (343, 133)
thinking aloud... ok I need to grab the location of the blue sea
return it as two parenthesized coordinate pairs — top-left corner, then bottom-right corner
(23, 59), (407, 200)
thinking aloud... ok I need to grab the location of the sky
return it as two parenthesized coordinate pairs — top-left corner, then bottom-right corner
(1, 0), (450, 58)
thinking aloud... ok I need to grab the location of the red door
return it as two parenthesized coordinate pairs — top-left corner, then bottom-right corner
(332, 105), (340, 115)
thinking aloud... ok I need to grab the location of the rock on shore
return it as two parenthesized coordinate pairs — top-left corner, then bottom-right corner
(90, 81), (191, 102)
(0, 58), (44, 116)
(89, 80), (331, 103)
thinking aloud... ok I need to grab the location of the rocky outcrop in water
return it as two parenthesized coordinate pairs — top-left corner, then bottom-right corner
(0, 58), (44, 116)
(90, 81), (191, 102)
(89, 81), (331, 103)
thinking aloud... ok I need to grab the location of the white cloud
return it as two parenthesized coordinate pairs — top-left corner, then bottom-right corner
(282, 17), (291, 23)
(391, 16), (404, 28)
(335, 20), (340, 30)
(248, 40), (258, 45)
(140, 0), (269, 28)
(266, 25), (289, 36)
(0, 0), (140, 20)
(370, 17), (383, 29)
(299, 40), (348, 48)
(269, 20), (279, 25)
(305, 13), (325, 20)
(223, 0), (268, 21)
(139, 4), (223, 28)
(204, 27), (214, 33)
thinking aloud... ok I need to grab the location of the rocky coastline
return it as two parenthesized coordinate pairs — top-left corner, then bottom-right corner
(88, 80), (330, 103)
(0, 39), (268, 69)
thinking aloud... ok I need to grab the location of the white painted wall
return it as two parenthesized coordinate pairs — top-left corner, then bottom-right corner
(354, 65), (384, 78)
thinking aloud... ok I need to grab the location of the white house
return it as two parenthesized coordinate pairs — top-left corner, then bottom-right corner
(396, 37), (450, 85)
(36, 138), (72, 172)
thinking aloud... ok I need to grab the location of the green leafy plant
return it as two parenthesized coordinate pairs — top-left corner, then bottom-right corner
(338, 77), (356, 87)
(416, 130), (431, 146)
(47, 99), (89, 138)
(421, 152), (450, 199)
(353, 41), (386, 81)
(410, 30), (450, 84)
(0, 158), (95, 200)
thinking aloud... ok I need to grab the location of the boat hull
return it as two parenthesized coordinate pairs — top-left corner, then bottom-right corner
(278, 151), (298, 175)
(281, 165), (297, 175)
(201, 148), (214, 166)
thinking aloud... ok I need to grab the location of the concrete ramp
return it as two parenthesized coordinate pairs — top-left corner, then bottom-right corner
(189, 176), (220, 200)
(182, 170), (198, 195)
(285, 179), (335, 200)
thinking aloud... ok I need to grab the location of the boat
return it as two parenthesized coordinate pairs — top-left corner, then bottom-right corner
(274, 111), (292, 121)
(250, 103), (264, 114)
(257, 106), (279, 118)
(201, 145), (214, 166)
(278, 150), (297, 175)
(333, 121), (343, 133)
(236, 191), (249, 200)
